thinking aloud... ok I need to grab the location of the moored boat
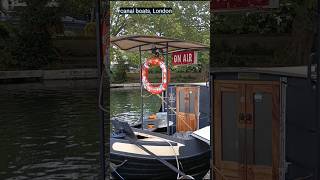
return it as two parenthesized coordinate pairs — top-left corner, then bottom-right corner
(110, 127), (210, 179)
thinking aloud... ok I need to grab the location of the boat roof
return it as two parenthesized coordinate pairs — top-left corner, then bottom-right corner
(170, 82), (208, 86)
(110, 35), (209, 52)
(211, 66), (316, 78)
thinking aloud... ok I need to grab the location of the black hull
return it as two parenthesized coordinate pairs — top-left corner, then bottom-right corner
(111, 129), (210, 180)
(111, 151), (210, 180)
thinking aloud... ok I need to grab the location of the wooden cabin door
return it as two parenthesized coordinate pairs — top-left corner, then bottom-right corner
(214, 81), (280, 180)
(176, 87), (199, 132)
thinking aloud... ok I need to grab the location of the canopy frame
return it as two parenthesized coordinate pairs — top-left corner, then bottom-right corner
(110, 35), (209, 136)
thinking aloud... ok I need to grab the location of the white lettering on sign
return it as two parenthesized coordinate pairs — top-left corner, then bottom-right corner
(174, 55), (182, 63)
(182, 53), (193, 63)
(172, 51), (197, 65)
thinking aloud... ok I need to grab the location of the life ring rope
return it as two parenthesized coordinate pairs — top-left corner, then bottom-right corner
(142, 56), (170, 94)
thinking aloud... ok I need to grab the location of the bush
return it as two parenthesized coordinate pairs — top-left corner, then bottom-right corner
(10, 31), (58, 69)
(0, 22), (17, 70)
(0, 23), (10, 41)
(83, 22), (96, 37)
(9, 0), (61, 69)
(148, 66), (161, 74)
(111, 62), (128, 83)
(171, 64), (202, 73)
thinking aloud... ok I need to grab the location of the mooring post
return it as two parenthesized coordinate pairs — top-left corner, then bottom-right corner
(95, 0), (105, 179)
(140, 46), (144, 130)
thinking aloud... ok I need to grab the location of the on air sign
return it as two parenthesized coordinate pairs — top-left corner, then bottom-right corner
(172, 51), (197, 66)
(211, 0), (279, 12)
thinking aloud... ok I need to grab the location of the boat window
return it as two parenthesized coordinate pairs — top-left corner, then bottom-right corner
(179, 91), (185, 112)
(254, 92), (272, 166)
(189, 91), (195, 113)
(221, 92), (239, 162)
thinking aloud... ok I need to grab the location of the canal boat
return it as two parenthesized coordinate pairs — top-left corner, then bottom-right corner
(210, 66), (320, 180)
(110, 121), (210, 180)
(133, 83), (210, 134)
(109, 35), (210, 179)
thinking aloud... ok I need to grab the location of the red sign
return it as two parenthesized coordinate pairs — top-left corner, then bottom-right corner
(211, 0), (278, 12)
(172, 51), (197, 66)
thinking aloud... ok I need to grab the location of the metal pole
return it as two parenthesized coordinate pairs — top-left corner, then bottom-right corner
(209, 55), (213, 180)
(140, 46), (144, 130)
(95, 0), (105, 179)
(166, 42), (170, 135)
(210, 74), (214, 180)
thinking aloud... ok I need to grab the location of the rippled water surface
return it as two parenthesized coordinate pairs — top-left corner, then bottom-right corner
(0, 80), (161, 179)
(111, 88), (161, 125)
(0, 80), (100, 180)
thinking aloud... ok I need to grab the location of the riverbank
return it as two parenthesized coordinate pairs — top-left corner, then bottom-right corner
(0, 69), (97, 83)
(0, 69), (207, 84)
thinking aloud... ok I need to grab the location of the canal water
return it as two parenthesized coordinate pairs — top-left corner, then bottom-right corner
(0, 80), (160, 179)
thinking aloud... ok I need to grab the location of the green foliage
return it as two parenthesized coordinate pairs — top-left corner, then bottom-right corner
(111, 60), (128, 83)
(7, 0), (62, 69)
(212, 3), (296, 34)
(211, 0), (318, 67)
(148, 66), (162, 74)
(0, 22), (16, 69)
(60, 0), (94, 20)
(110, 1), (210, 69)
(83, 22), (96, 37)
(0, 23), (10, 41)
(11, 33), (58, 69)
(172, 64), (201, 73)
(0, 45), (16, 70)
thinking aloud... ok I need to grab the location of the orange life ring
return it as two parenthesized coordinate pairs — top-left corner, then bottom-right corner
(141, 56), (170, 94)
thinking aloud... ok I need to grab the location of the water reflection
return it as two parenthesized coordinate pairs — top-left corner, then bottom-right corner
(0, 80), (159, 179)
(0, 80), (100, 179)
(111, 88), (161, 126)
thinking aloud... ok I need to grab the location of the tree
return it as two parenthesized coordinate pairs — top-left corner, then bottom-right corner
(211, 0), (317, 66)
(10, 0), (62, 69)
(60, 0), (95, 21)
(110, 1), (210, 72)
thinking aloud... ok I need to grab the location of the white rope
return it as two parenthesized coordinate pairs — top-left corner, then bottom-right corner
(155, 136), (195, 180)
(165, 139), (181, 179)
(156, 94), (177, 114)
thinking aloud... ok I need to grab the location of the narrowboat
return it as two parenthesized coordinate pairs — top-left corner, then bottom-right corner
(110, 120), (210, 180)
(211, 66), (320, 180)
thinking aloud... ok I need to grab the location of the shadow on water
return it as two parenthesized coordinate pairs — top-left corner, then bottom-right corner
(0, 80), (101, 180)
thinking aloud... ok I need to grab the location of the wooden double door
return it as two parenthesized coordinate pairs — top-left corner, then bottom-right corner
(214, 81), (280, 180)
(176, 86), (199, 132)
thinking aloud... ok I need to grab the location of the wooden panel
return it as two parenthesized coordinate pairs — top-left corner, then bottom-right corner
(214, 82), (245, 180)
(176, 113), (197, 131)
(176, 87), (199, 132)
(246, 83), (280, 180)
(213, 80), (280, 180)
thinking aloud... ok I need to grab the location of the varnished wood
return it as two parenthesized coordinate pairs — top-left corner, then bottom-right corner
(214, 82), (244, 180)
(176, 86), (199, 132)
(246, 83), (280, 180)
(213, 80), (280, 180)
